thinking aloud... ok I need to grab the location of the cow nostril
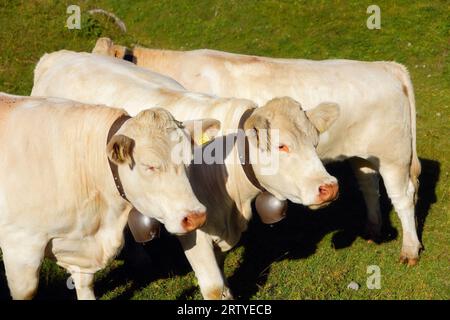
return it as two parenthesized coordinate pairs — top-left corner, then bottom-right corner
(182, 211), (207, 232)
(319, 183), (339, 201)
(319, 185), (329, 195)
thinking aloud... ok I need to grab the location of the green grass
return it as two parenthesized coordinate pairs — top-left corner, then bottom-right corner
(0, 0), (448, 300)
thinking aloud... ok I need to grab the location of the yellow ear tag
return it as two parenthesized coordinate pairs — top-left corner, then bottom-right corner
(198, 133), (210, 145)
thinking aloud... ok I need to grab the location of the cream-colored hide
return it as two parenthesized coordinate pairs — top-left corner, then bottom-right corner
(0, 93), (213, 300)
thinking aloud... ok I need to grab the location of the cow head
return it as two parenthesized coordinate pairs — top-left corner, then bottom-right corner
(107, 108), (220, 234)
(244, 97), (339, 209)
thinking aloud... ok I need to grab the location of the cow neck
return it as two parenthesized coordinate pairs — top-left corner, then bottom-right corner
(237, 108), (266, 193)
(107, 114), (132, 202)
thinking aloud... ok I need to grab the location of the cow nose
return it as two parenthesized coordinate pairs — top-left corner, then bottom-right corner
(182, 211), (207, 232)
(318, 183), (339, 202)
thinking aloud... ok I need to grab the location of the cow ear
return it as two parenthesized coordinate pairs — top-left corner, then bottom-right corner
(183, 118), (221, 146)
(244, 113), (271, 151)
(107, 134), (136, 169)
(306, 102), (340, 133)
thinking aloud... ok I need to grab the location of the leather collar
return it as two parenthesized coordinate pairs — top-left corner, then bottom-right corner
(237, 108), (266, 192)
(107, 114), (132, 202)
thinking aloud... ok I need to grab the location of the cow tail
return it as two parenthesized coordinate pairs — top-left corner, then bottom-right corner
(388, 62), (421, 204)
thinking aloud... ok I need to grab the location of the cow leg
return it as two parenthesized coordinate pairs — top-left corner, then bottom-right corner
(178, 230), (232, 300)
(350, 157), (382, 240)
(71, 271), (95, 300)
(379, 163), (421, 265)
(214, 246), (233, 299)
(1, 240), (45, 300)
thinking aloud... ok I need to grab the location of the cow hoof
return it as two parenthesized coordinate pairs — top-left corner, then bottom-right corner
(364, 232), (381, 244)
(204, 286), (233, 300)
(399, 255), (419, 266)
(408, 258), (418, 266)
(399, 243), (422, 266)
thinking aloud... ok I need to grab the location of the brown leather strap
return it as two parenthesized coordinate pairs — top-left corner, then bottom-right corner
(107, 114), (132, 202)
(237, 109), (266, 192)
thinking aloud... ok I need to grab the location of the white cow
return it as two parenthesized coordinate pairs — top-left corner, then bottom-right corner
(32, 50), (340, 299)
(93, 38), (422, 266)
(0, 93), (215, 299)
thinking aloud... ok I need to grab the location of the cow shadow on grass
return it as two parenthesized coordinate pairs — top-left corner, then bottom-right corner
(226, 158), (440, 299)
(0, 159), (439, 300)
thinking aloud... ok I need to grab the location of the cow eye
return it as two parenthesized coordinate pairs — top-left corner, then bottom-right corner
(278, 145), (290, 153)
(142, 163), (159, 172)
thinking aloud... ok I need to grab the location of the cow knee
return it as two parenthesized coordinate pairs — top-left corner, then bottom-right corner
(7, 271), (39, 300)
(10, 283), (38, 300)
(2, 241), (45, 300)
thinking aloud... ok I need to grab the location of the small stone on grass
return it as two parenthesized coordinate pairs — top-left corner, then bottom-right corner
(347, 281), (360, 290)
